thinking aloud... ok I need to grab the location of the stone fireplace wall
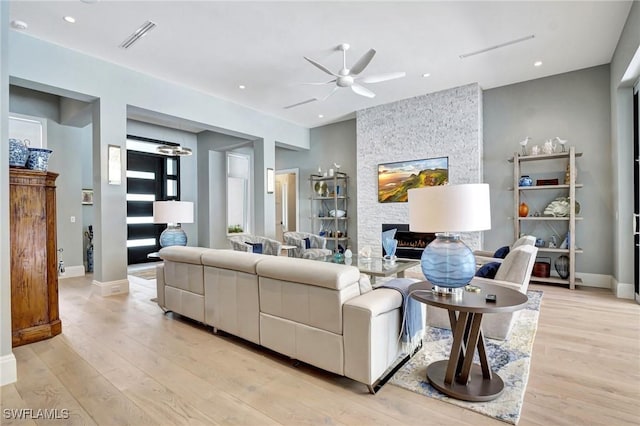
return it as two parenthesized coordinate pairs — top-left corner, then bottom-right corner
(356, 83), (484, 257)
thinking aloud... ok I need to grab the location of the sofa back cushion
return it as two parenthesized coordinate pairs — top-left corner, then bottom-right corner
(201, 249), (263, 274)
(256, 256), (360, 290)
(159, 246), (208, 295)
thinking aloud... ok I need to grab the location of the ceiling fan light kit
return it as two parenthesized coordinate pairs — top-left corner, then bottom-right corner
(284, 43), (406, 109)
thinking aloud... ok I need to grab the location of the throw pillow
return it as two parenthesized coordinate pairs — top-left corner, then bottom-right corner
(475, 262), (501, 279)
(358, 274), (373, 294)
(245, 242), (263, 254)
(493, 245), (510, 259)
(303, 237), (311, 249)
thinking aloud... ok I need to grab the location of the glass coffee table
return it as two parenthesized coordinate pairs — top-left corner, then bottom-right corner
(320, 255), (420, 284)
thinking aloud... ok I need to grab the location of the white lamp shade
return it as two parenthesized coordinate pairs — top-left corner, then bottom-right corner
(408, 184), (491, 232)
(153, 201), (194, 224)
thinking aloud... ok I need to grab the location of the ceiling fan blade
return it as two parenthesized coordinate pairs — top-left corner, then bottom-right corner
(359, 72), (406, 84)
(301, 79), (337, 86)
(349, 49), (376, 75)
(304, 57), (337, 76)
(320, 86), (339, 101)
(283, 98), (318, 109)
(351, 84), (376, 98)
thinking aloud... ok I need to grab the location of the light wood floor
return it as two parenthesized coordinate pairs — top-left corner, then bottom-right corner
(2, 272), (639, 425)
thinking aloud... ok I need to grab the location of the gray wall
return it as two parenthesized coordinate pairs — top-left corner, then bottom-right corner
(276, 119), (358, 251)
(484, 65), (613, 276)
(610, 1), (639, 289)
(9, 86), (92, 271)
(356, 84), (484, 257)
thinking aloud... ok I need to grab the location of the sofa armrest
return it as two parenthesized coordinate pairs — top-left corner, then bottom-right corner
(343, 289), (403, 386)
(472, 277), (523, 292)
(156, 263), (166, 308)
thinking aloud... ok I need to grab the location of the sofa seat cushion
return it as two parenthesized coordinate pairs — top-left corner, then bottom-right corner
(159, 246), (209, 264)
(201, 249), (264, 274)
(256, 256), (360, 290)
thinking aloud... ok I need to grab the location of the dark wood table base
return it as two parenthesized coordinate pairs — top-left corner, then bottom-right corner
(426, 360), (504, 402)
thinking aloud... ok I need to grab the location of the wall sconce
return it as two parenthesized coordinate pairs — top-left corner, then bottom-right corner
(266, 168), (274, 193)
(108, 144), (122, 185)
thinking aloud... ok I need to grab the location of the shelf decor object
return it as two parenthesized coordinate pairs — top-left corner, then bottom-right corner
(153, 200), (194, 247)
(408, 183), (491, 296)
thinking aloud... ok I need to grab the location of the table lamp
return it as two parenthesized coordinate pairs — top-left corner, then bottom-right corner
(408, 183), (491, 295)
(153, 200), (194, 247)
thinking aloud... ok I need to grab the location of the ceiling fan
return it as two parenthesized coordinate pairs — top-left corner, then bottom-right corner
(284, 43), (406, 109)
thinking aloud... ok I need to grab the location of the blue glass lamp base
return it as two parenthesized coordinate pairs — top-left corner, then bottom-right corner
(421, 233), (475, 291)
(159, 225), (187, 247)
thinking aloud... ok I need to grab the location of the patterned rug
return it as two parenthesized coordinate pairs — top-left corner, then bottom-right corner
(389, 290), (542, 425)
(128, 267), (157, 280)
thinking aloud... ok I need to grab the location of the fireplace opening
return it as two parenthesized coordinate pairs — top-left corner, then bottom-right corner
(382, 224), (436, 260)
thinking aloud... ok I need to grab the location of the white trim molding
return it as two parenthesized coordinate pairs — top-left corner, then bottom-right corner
(612, 278), (634, 299)
(0, 353), (17, 386)
(92, 278), (129, 297)
(58, 265), (85, 279)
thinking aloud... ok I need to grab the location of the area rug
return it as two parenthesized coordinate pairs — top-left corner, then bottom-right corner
(128, 267), (157, 281)
(389, 290), (542, 425)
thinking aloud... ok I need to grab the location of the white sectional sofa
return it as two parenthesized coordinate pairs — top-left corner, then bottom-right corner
(156, 246), (405, 392)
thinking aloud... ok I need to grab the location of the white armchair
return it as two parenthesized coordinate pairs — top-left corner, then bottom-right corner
(228, 234), (282, 256)
(426, 245), (538, 340)
(283, 231), (332, 259)
(474, 235), (536, 267)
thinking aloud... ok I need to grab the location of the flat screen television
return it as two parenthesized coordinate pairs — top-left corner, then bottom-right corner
(378, 156), (448, 203)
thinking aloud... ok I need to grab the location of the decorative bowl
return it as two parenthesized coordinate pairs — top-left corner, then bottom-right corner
(9, 138), (29, 167)
(329, 209), (346, 218)
(26, 148), (53, 171)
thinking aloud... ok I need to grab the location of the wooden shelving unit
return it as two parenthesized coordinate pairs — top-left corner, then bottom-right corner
(510, 147), (583, 289)
(309, 172), (349, 253)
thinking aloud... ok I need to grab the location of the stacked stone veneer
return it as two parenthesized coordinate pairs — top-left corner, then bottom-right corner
(356, 83), (484, 257)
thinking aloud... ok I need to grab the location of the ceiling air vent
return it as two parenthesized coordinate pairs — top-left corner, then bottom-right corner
(119, 20), (157, 49)
(459, 35), (535, 59)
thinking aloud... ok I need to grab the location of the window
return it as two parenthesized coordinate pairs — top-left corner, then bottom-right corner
(227, 152), (250, 234)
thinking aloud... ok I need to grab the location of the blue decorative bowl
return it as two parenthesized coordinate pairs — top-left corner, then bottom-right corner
(519, 175), (533, 187)
(9, 139), (29, 167)
(26, 148), (53, 171)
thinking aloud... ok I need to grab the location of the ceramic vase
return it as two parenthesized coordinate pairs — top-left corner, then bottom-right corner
(554, 255), (570, 279)
(519, 202), (529, 217)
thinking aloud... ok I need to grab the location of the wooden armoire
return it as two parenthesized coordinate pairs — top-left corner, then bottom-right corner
(9, 169), (61, 347)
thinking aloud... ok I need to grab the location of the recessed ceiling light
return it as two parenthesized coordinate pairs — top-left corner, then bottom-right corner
(318, 114), (324, 118)
(534, 61), (543, 67)
(422, 73), (431, 78)
(238, 85), (246, 90)
(63, 16), (76, 23)
(10, 20), (28, 30)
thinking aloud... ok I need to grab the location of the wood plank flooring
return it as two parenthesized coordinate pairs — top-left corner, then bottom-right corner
(1, 272), (639, 425)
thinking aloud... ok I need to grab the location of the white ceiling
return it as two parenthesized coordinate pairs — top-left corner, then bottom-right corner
(9, 1), (633, 129)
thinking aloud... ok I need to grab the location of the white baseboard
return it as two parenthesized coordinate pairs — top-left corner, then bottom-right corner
(612, 279), (634, 299)
(58, 265), (85, 279)
(0, 353), (17, 386)
(575, 272), (613, 289)
(92, 278), (129, 296)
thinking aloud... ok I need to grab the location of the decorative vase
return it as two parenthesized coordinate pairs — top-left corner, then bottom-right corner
(9, 139), (30, 167)
(519, 202), (529, 217)
(26, 148), (53, 171)
(554, 255), (570, 279)
(519, 175), (533, 187)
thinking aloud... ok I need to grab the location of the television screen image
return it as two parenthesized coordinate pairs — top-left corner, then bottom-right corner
(378, 157), (448, 203)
